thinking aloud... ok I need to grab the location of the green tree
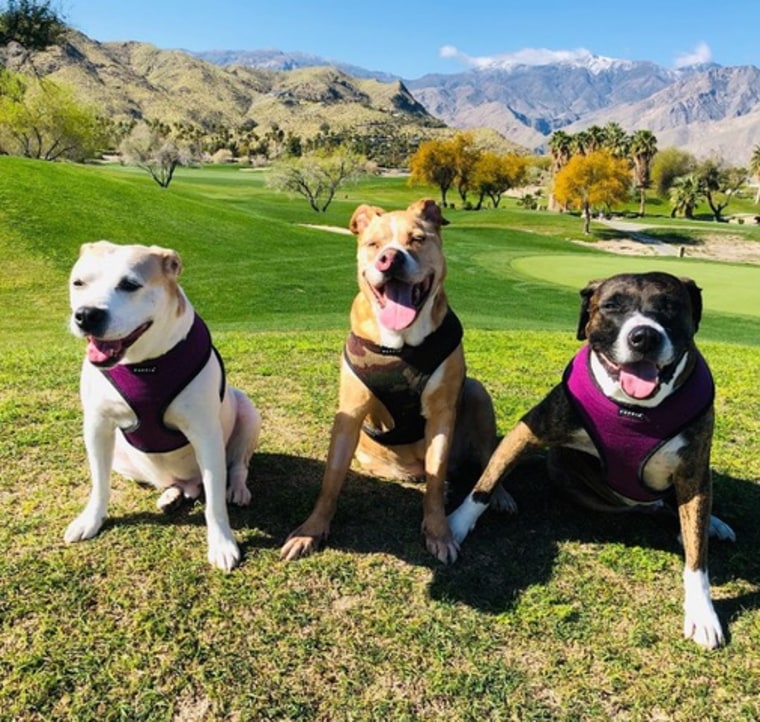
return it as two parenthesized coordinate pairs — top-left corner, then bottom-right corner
(553, 150), (631, 234)
(0, 73), (106, 160)
(0, 0), (65, 52)
(119, 121), (198, 188)
(669, 174), (702, 219)
(267, 149), (369, 212)
(749, 144), (760, 205)
(629, 129), (658, 216)
(651, 147), (697, 197)
(695, 158), (747, 222)
(409, 137), (457, 207)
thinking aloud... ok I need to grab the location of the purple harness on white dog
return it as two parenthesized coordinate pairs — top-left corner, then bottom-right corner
(562, 345), (714, 502)
(100, 314), (225, 453)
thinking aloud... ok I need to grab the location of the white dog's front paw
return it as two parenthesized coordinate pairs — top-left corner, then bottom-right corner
(708, 515), (736, 542)
(207, 527), (241, 571)
(64, 510), (105, 543)
(227, 481), (252, 507)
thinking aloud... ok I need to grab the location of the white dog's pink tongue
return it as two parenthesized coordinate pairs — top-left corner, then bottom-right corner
(379, 280), (416, 330)
(620, 361), (659, 399)
(86, 337), (122, 365)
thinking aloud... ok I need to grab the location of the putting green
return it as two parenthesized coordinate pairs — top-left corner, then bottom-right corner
(512, 255), (760, 318)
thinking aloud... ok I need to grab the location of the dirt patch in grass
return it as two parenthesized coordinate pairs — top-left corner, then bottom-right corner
(589, 233), (760, 264)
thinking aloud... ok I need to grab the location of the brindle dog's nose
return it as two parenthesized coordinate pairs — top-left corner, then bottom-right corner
(628, 324), (661, 353)
(375, 248), (403, 274)
(74, 306), (107, 334)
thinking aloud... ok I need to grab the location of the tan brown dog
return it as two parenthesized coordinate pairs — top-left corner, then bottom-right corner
(448, 272), (735, 648)
(281, 199), (514, 563)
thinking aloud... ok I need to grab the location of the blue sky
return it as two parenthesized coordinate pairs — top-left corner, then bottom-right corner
(62, 0), (759, 78)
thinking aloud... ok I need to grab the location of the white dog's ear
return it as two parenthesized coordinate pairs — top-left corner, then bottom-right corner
(153, 248), (182, 280)
(349, 204), (384, 235)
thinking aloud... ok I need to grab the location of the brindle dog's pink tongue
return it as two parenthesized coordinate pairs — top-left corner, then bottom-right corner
(620, 361), (658, 399)
(378, 280), (416, 330)
(86, 337), (122, 365)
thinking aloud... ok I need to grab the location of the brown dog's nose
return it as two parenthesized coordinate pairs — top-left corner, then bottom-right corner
(375, 248), (403, 274)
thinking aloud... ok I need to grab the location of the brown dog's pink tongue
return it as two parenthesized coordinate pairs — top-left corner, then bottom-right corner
(86, 337), (122, 365)
(379, 280), (417, 330)
(620, 361), (658, 399)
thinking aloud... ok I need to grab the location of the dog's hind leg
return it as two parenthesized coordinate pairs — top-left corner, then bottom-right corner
(225, 389), (261, 507)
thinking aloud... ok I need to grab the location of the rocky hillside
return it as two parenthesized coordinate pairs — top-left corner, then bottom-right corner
(0, 29), (443, 139)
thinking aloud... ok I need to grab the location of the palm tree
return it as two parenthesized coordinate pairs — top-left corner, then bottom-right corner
(630, 129), (658, 216)
(548, 130), (573, 211)
(749, 143), (760, 204)
(584, 125), (606, 153)
(548, 130), (573, 173)
(669, 174), (702, 219)
(603, 122), (630, 159)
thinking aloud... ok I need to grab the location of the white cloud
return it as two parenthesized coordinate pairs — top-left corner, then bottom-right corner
(674, 42), (712, 68)
(438, 45), (598, 70)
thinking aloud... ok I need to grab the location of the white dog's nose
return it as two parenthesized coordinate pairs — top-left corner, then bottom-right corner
(74, 306), (107, 334)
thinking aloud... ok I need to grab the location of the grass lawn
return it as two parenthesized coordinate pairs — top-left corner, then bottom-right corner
(1, 158), (759, 720)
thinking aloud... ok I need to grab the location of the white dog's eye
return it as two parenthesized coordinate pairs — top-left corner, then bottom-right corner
(117, 277), (142, 292)
(71, 279), (85, 288)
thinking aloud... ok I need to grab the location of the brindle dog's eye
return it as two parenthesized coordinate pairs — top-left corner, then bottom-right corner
(601, 301), (620, 312)
(117, 278), (142, 292)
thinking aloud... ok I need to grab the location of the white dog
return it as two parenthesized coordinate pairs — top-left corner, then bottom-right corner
(65, 241), (261, 571)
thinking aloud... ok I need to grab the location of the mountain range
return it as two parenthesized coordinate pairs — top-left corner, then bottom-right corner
(2, 28), (759, 166)
(197, 49), (760, 165)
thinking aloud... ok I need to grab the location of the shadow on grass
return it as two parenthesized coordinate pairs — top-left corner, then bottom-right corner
(103, 451), (760, 638)
(429, 460), (760, 633)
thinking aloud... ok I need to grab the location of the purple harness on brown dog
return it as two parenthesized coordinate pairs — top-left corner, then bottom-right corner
(100, 314), (225, 453)
(562, 344), (714, 502)
(344, 308), (463, 446)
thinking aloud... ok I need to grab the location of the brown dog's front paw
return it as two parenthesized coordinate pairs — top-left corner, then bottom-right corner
(424, 531), (460, 564)
(280, 523), (328, 562)
(423, 518), (460, 564)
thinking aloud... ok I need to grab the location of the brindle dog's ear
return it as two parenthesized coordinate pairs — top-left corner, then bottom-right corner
(410, 198), (449, 228)
(349, 204), (385, 235)
(577, 279), (602, 340)
(680, 277), (703, 332)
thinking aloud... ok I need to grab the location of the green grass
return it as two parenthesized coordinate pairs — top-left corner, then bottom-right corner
(2, 158), (760, 720)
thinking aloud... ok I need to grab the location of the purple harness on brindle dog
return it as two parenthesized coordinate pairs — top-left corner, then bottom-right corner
(100, 314), (225, 453)
(562, 344), (714, 502)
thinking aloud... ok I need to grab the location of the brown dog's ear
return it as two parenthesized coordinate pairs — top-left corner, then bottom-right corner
(410, 198), (449, 228)
(349, 204), (384, 235)
(577, 279), (602, 340)
(680, 277), (703, 332)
